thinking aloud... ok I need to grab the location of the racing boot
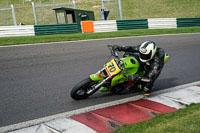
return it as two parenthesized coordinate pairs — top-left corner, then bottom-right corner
(143, 87), (151, 96)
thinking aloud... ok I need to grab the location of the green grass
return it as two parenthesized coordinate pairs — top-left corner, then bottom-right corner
(0, 26), (200, 46)
(0, 0), (200, 25)
(121, 0), (200, 20)
(115, 103), (200, 133)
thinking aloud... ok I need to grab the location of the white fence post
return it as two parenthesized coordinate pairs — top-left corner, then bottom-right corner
(11, 4), (17, 26)
(73, 0), (76, 9)
(101, 0), (105, 20)
(32, 2), (38, 25)
(118, 0), (123, 20)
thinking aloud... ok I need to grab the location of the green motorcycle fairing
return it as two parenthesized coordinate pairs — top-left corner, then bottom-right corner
(90, 73), (104, 81)
(111, 56), (140, 86)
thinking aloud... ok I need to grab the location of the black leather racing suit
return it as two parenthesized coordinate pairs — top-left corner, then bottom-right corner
(117, 44), (165, 91)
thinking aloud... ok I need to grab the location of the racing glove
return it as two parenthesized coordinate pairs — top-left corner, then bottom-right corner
(141, 77), (151, 83)
(112, 45), (120, 51)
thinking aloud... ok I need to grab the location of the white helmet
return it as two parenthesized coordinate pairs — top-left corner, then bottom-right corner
(139, 41), (157, 62)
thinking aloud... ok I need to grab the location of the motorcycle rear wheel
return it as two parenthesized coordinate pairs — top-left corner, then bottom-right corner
(70, 78), (98, 100)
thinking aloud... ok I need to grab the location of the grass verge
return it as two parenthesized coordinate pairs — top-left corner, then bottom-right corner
(0, 26), (200, 46)
(115, 103), (200, 133)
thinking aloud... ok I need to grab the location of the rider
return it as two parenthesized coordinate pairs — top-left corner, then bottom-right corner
(114, 41), (166, 96)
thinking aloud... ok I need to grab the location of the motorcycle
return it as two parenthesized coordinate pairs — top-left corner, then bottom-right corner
(70, 45), (169, 100)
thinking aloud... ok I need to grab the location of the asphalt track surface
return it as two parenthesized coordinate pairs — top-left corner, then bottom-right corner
(0, 33), (200, 127)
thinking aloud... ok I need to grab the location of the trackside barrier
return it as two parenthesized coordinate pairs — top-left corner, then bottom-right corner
(148, 18), (177, 29)
(0, 18), (200, 37)
(116, 19), (148, 30)
(34, 24), (80, 35)
(81, 20), (117, 33)
(0, 25), (34, 37)
(81, 21), (94, 33)
(93, 20), (117, 33)
(177, 18), (200, 27)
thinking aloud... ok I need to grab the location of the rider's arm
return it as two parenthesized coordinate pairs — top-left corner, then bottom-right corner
(146, 48), (165, 79)
(117, 45), (140, 53)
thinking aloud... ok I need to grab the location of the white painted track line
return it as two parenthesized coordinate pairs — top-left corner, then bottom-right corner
(1, 33), (200, 48)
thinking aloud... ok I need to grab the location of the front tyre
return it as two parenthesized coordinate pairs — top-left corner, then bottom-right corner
(70, 78), (98, 100)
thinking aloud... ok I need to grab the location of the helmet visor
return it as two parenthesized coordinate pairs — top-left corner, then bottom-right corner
(139, 51), (152, 61)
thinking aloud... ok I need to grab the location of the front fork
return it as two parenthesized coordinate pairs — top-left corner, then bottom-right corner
(88, 68), (110, 94)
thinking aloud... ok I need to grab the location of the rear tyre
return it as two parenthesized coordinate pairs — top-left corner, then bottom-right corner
(70, 78), (98, 100)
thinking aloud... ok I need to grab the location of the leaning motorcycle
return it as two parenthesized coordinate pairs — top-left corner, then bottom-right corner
(70, 45), (169, 100)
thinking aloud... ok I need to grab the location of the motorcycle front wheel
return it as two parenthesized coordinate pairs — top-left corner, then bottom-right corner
(70, 78), (98, 100)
